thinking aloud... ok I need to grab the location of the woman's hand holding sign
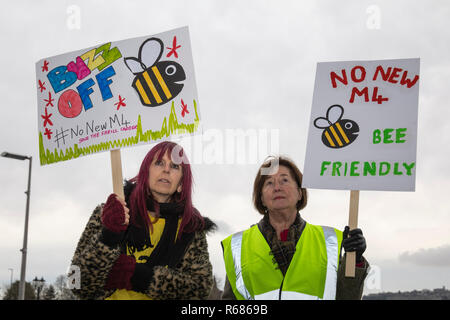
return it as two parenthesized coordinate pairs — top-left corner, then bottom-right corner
(100, 193), (130, 248)
(343, 226), (367, 263)
(102, 193), (130, 232)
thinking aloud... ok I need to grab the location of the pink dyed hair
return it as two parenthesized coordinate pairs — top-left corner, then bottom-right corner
(128, 141), (204, 237)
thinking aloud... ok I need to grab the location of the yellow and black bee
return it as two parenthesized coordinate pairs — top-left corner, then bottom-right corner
(313, 104), (359, 148)
(124, 38), (185, 107)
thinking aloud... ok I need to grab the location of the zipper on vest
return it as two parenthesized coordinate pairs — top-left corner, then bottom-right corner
(278, 278), (285, 300)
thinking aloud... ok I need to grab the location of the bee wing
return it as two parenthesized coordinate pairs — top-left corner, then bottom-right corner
(139, 38), (163, 68)
(124, 57), (145, 74)
(314, 117), (331, 129)
(326, 105), (344, 124)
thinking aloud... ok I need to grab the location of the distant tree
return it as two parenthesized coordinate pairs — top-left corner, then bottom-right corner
(43, 285), (56, 300)
(3, 281), (36, 300)
(54, 274), (78, 300)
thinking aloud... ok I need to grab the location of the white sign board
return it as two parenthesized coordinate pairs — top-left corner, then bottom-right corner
(303, 58), (420, 191)
(35, 26), (200, 166)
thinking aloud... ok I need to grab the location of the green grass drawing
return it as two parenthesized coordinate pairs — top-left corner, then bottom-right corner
(39, 100), (200, 165)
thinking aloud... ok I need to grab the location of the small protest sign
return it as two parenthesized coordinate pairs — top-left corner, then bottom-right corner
(35, 26), (201, 166)
(303, 58), (420, 192)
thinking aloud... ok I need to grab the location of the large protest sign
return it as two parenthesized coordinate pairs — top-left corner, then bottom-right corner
(35, 26), (201, 167)
(302, 58), (420, 276)
(303, 58), (420, 192)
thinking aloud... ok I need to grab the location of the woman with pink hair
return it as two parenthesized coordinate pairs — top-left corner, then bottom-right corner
(70, 141), (216, 300)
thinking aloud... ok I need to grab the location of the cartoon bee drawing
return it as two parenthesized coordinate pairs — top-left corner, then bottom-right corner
(313, 105), (359, 148)
(124, 38), (186, 107)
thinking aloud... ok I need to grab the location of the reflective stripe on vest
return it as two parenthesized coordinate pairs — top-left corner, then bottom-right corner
(322, 226), (339, 300)
(257, 290), (319, 300)
(230, 231), (253, 300)
(222, 224), (342, 300)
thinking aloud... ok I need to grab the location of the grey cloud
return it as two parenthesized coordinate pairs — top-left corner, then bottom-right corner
(399, 245), (450, 267)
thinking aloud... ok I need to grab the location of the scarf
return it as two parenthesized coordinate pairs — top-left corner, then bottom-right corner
(123, 198), (185, 255)
(258, 213), (306, 275)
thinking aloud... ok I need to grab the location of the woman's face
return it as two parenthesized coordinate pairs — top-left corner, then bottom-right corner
(261, 165), (302, 214)
(148, 150), (183, 203)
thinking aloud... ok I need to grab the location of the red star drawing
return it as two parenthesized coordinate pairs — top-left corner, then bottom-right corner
(42, 60), (49, 72)
(114, 95), (126, 110)
(180, 99), (189, 117)
(41, 108), (53, 127)
(44, 127), (53, 140)
(38, 80), (46, 93)
(166, 36), (181, 58)
(44, 91), (54, 107)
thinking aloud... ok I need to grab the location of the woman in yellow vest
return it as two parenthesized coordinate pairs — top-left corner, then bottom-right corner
(70, 141), (216, 299)
(222, 156), (368, 300)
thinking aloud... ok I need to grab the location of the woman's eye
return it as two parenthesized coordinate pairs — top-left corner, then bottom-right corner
(171, 163), (180, 169)
(155, 160), (163, 166)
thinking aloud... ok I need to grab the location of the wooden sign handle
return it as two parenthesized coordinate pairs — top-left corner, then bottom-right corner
(345, 190), (360, 278)
(110, 149), (125, 199)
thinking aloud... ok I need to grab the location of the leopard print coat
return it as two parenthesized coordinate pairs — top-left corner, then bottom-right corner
(70, 204), (214, 300)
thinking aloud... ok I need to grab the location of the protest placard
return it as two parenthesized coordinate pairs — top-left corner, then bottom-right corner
(303, 58), (420, 191)
(35, 26), (201, 197)
(302, 58), (420, 275)
(36, 26), (201, 168)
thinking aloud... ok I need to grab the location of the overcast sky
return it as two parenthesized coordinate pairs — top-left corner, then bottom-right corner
(1, 0), (449, 297)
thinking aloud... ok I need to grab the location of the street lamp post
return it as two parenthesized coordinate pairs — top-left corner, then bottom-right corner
(1, 152), (32, 300)
(8, 268), (13, 287)
(32, 276), (45, 300)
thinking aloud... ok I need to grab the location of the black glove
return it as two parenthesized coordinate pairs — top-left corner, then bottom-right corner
(342, 226), (366, 263)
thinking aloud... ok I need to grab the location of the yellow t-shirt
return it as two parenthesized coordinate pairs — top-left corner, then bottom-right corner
(106, 214), (180, 300)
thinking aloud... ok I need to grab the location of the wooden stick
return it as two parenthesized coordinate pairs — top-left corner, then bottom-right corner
(110, 149), (124, 199)
(345, 190), (360, 278)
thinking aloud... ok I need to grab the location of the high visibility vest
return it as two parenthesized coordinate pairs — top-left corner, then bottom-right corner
(222, 223), (343, 300)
